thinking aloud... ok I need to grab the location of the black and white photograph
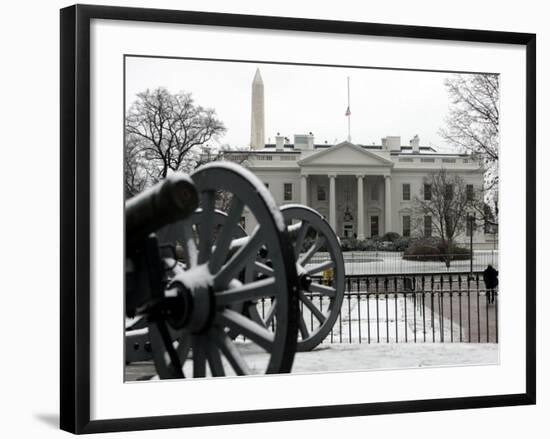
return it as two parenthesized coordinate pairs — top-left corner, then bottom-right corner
(124, 57), (501, 381)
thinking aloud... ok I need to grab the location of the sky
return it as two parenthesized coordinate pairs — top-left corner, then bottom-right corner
(125, 56), (471, 152)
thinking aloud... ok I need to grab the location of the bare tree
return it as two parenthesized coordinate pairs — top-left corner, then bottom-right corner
(439, 74), (499, 194)
(414, 169), (476, 267)
(124, 134), (149, 198)
(186, 144), (252, 211)
(125, 88), (226, 181)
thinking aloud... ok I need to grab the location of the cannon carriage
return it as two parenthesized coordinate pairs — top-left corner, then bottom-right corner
(125, 162), (345, 379)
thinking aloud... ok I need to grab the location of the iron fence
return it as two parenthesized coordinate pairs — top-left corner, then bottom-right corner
(258, 272), (498, 344)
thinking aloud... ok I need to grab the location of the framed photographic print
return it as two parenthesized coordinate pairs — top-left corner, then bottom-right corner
(60, 4), (536, 434)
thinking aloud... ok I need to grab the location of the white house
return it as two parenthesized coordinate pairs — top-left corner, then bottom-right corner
(222, 134), (492, 248)
(217, 69), (494, 249)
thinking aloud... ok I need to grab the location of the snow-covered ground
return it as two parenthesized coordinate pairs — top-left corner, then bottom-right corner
(309, 250), (499, 275)
(291, 343), (498, 373)
(326, 294), (462, 344)
(125, 342), (498, 381)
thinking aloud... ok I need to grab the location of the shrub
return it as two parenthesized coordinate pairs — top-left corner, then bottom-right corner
(394, 237), (411, 252)
(379, 241), (396, 251)
(403, 244), (441, 261)
(381, 232), (401, 242)
(340, 237), (358, 252)
(441, 243), (471, 261)
(403, 237), (471, 261)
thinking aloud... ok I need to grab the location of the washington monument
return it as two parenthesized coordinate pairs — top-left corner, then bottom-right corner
(250, 68), (265, 149)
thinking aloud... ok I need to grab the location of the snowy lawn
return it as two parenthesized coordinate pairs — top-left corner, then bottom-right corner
(290, 342), (499, 374)
(125, 342), (498, 381)
(309, 250), (499, 275)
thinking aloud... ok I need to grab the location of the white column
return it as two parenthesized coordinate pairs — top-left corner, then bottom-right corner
(384, 175), (392, 233)
(300, 174), (308, 205)
(329, 174), (336, 232)
(356, 175), (365, 240)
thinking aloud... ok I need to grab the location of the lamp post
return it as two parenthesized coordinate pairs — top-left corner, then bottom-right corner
(469, 214), (475, 278)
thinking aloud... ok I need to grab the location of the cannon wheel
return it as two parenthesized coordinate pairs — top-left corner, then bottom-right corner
(244, 204), (345, 351)
(125, 210), (247, 366)
(147, 163), (299, 379)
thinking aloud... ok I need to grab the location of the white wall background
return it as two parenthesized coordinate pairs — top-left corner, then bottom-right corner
(0, 0), (546, 437)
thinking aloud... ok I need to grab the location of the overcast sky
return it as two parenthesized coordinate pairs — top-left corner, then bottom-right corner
(125, 56), (471, 152)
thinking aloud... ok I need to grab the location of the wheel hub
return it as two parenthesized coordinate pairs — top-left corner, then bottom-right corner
(167, 264), (215, 333)
(296, 263), (312, 291)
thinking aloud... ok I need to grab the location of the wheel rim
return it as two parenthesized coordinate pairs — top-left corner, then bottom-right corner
(146, 163), (299, 378)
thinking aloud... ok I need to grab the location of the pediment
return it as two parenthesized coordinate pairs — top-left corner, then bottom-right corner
(298, 141), (393, 167)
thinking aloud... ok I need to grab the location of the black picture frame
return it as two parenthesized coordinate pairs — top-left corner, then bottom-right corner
(60, 4), (536, 434)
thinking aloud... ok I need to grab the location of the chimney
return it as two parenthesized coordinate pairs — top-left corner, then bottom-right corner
(307, 132), (314, 149)
(294, 133), (314, 150)
(410, 134), (420, 153)
(383, 136), (401, 152)
(275, 133), (285, 151)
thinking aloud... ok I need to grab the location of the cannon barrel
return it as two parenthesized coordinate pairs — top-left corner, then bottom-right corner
(126, 174), (199, 245)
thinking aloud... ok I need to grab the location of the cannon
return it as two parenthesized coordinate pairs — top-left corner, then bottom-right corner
(125, 163), (299, 379)
(125, 162), (347, 379)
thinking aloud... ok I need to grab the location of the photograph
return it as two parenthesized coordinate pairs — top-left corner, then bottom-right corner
(124, 56), (501, 381)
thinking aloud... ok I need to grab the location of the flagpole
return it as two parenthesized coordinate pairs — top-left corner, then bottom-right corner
(347, 77), (351, 142)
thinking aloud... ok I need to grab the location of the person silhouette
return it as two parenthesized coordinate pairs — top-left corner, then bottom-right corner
(482, 264), (498, 304)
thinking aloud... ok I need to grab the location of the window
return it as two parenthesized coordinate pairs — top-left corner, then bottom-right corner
(284, 183), (293, 201)
(445, 184), (453, 200)
(317, 185), (326, 201)
(424, 184), (432, 201)
(371, 216), (379, 237)
(371, 183), (379, 201)
(402, 183), (411, 201)
(466, 184), (474, 201)
(403, 215), (411, 237)
(424, 215), (432, 237)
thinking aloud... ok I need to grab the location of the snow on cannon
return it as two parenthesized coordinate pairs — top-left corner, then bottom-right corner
(125, 162), (300, 379)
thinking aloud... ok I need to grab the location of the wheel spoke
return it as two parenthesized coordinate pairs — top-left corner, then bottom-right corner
(254, 261), (274, 277)
(305, 260), (335, 276)
(216, 278), (276, 306)
(292, 221), (309, 258)
(182, 220), (198, 267)
(264, 299), (277, 327)
(299, 291), (327, 324)
(192, 335), (207, 377)
(298, 236), (325, 266)
(212, 329), (251, 375)
(148, 321), (184, 379)
(309, 282), (337, 298)
(298, 315), (310, 339)
(214, 226), (263, 289)
(198, 191), (216, 264)
(174, 334), (192, 363)
(209, 198), (244, 273)
(205, 336), (225, 377)
(217, 309), (274, 352)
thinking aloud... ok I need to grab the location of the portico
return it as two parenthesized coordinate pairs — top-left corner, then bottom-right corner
(297, 141), (393, 238)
